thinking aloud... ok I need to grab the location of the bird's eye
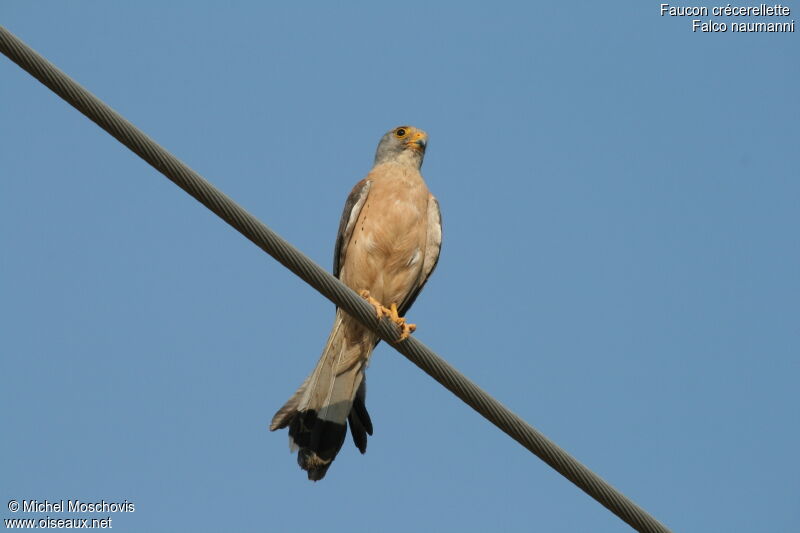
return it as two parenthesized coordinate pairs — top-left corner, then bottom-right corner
(395, 128), (407, 138)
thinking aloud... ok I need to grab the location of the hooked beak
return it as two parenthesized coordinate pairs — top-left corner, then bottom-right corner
(405, 131), (428, 152)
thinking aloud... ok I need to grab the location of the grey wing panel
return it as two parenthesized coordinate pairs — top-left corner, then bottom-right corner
(399, 195), (442, 316)
(333, 179), (372, 278)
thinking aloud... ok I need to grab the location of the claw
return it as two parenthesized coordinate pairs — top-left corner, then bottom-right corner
(388, 302), (416, 342)
(358, 292), (416, 342)
(359, 290), (387, 319)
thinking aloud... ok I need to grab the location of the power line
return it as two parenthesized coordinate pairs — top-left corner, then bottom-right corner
(0, 25), (671, 533)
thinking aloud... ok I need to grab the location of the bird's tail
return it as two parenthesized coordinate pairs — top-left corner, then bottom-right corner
(270, 311), (376, 481)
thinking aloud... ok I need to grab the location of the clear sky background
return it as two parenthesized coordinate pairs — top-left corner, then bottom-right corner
(1, 2), (797, 532)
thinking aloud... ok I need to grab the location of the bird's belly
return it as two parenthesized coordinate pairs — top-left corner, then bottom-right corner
(342, 195), (427, 305)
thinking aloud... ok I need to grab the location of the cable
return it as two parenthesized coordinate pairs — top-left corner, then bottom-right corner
(0, 25), (671, 533)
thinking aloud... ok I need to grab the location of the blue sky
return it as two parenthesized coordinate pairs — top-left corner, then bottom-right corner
(1, 2), (797, 532)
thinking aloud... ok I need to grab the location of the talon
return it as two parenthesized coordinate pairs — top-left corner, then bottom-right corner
(359, 290), (387, 319)
(388, 303), (402, 323)
(397, 321), (416, 342)
(388, 302), (416, 342)
(358, 295), (417, 342)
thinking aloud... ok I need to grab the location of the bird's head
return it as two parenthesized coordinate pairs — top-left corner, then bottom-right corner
(373, 125), (428, 168)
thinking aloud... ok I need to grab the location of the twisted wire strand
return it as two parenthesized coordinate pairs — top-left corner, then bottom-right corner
(1, 25), (671, 533)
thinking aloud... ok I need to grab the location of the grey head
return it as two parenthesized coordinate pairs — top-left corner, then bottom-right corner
(373, 125), (428, 168)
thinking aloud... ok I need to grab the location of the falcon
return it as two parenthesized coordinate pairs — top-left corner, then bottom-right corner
(270, 125), (442, 480)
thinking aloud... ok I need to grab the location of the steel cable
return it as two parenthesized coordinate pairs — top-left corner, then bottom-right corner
(1, 25), (671, 533)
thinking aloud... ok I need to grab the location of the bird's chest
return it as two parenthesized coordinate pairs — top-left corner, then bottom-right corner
(354, 177), (428, 259)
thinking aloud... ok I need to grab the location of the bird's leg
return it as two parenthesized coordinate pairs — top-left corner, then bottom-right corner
(359, 290), (388, 320)
(358, 291), (416, 342)
(387, 303), (416, 342)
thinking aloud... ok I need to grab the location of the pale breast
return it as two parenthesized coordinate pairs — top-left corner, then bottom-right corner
(342, 164), (431, 305)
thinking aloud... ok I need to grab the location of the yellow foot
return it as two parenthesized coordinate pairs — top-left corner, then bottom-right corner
(358, 292), (416, 342)
(359, 290), (387, 320)
(388, 302), (416, 342)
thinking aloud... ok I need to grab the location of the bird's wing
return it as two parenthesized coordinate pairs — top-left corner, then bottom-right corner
(399, 195), (442, 316)
(333, 178), (372, 279)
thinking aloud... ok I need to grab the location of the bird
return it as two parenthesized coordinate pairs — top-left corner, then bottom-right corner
(270, 125), (442, 481)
